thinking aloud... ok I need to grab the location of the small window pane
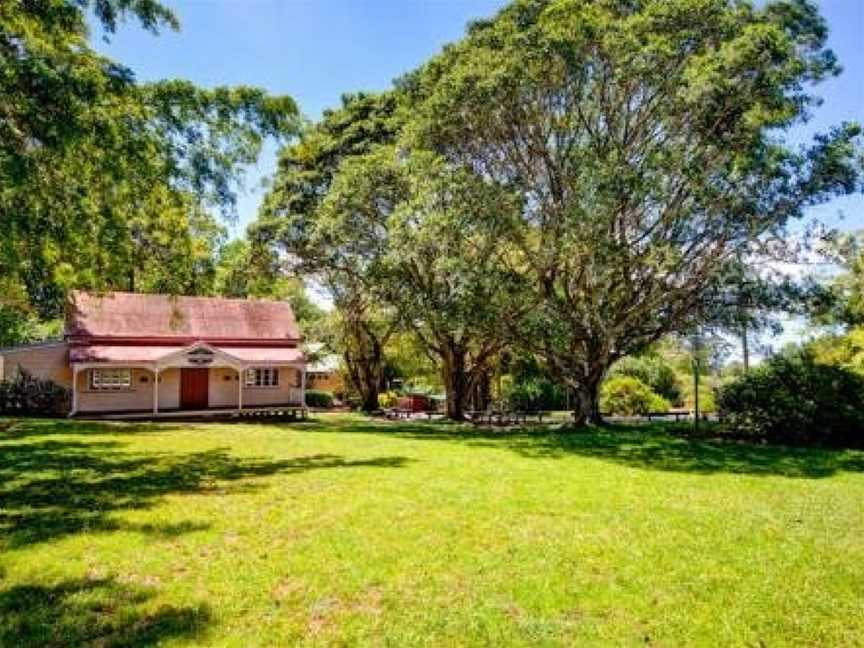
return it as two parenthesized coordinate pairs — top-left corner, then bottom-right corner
(90, 368), (132, 390)
(244, 367), (280, 388)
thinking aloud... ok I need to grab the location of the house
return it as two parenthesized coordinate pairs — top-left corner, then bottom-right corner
(0, 291), (306, 417)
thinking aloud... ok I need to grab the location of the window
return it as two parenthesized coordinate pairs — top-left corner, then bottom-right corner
(90, 368), (132, 390)
(245, 367), (279, 388)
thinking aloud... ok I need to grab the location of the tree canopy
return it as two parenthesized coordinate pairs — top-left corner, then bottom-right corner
(395, 0), (862, 422)
(252, 92), (403, 410)
(253, 0), (863, 422)
(0, 0), (298, 344)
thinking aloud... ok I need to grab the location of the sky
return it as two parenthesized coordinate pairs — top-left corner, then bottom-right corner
(94, 0), (863, 353)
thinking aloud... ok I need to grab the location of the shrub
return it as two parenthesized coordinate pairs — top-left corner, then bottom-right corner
(505, 377), (566, 411)
(378, 391), (398, 409)
(0, 369), (70, 416)
(610, 355), (682, 405)
(600, 376), (669, 416)
(717, 349), (864, 446)
(305, 390), (334, 409)
(681, 382), (718, 413)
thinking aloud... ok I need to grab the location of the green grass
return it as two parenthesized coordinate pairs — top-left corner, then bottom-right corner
(1, 414), (863, 646)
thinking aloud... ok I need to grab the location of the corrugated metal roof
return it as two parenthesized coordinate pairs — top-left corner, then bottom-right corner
(66, 291), (301, 341)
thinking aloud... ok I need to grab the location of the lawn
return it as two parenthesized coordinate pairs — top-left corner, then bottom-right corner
(1, 414), (863, 647)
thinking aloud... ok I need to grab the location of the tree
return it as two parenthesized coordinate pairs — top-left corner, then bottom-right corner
(1, 1), (299, 324)
(815, 230), (864, 326)
(252, 92), (402, 411)
(314, 147), (522, 419)
(403, 0), (863, 425)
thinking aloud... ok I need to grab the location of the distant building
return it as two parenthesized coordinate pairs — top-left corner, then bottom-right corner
(306, 343), (345, 395)
(0, 291), (307, 416)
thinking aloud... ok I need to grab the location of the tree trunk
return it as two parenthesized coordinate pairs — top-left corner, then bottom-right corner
(359, 383), (379, 412)
(476, 370), (491, 411)
(572, 377), (603, 427)
(344, 341), (383, 413)
(441, 345), (470, 421)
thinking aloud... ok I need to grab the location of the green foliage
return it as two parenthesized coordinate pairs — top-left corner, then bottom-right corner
(400, 0), (862, 423)
(717, 349), (864, 445)
(304, 390), (334, 409)
(314, 146), (520, 418)
(807, 327), (864, 377)
(378, 391), (398, 409)
(253, 92), (403, 413)
(0, 1), (299, 320)
(600, 376), (670, 416)
(382, 332), (442, 393)
(814, 231), (864, 326)
(505, 377), (565, 411)
(0, 370), (70, 416)
(610, 356), (682, 406)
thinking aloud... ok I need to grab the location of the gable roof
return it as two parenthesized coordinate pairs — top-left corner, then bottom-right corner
(66, 291), (301, 342)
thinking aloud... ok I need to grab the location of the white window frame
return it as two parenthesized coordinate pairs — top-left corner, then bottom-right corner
(244, 367), (280, 388)
(89, 368), (133, 391)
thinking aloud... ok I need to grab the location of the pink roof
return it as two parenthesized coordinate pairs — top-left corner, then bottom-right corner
(70, 344), (304, 365)
(66, 291), (300, 341)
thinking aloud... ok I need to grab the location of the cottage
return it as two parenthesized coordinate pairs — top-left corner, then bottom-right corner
(0, 291), (307, 417)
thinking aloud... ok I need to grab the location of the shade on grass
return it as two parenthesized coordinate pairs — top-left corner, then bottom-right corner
(1, 414), (863, 646)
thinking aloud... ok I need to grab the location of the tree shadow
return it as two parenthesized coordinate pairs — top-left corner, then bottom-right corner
(0, 418), (193, 440)
(304, 417), (864, 479)
(0, 430), (410, 549)
(0, 576), (210, 647)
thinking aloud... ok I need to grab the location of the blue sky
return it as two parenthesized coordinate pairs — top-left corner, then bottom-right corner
(95, 0), (863, 240)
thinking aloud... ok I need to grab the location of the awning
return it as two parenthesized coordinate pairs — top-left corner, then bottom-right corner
(221, 347), (304, 364)
(70, 344), (305, 366)
(70, 345), (185, 363)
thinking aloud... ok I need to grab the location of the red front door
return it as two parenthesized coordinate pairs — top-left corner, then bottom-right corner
(180, 368), (209, 410)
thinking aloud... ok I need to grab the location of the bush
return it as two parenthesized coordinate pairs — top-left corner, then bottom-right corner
(717, 349), (864, 446)
(600, 376), (670, 416)
(0, 369), (70, 416)
(505, 377), (566, 411)
(610, 355), (682, 405)
(681, 382), (718, 414)
(305, 390), (334, 409)
(378, 391), (398, 409)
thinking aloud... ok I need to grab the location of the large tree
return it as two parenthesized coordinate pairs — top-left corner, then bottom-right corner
(402, 0), (863, 424)
(313, 147), (521, 419)
(252, 92), (402, 410)
(0, 0), (298, 343)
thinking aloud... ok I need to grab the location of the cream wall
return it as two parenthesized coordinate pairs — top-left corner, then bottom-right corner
(77, 367), (154, 413)
(158, 368), (181, 410)
(242, 367), (303, 407)
(209, 367), (241, 408)
(0, 343), (72, 387)
(77, 367), (180, 413)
